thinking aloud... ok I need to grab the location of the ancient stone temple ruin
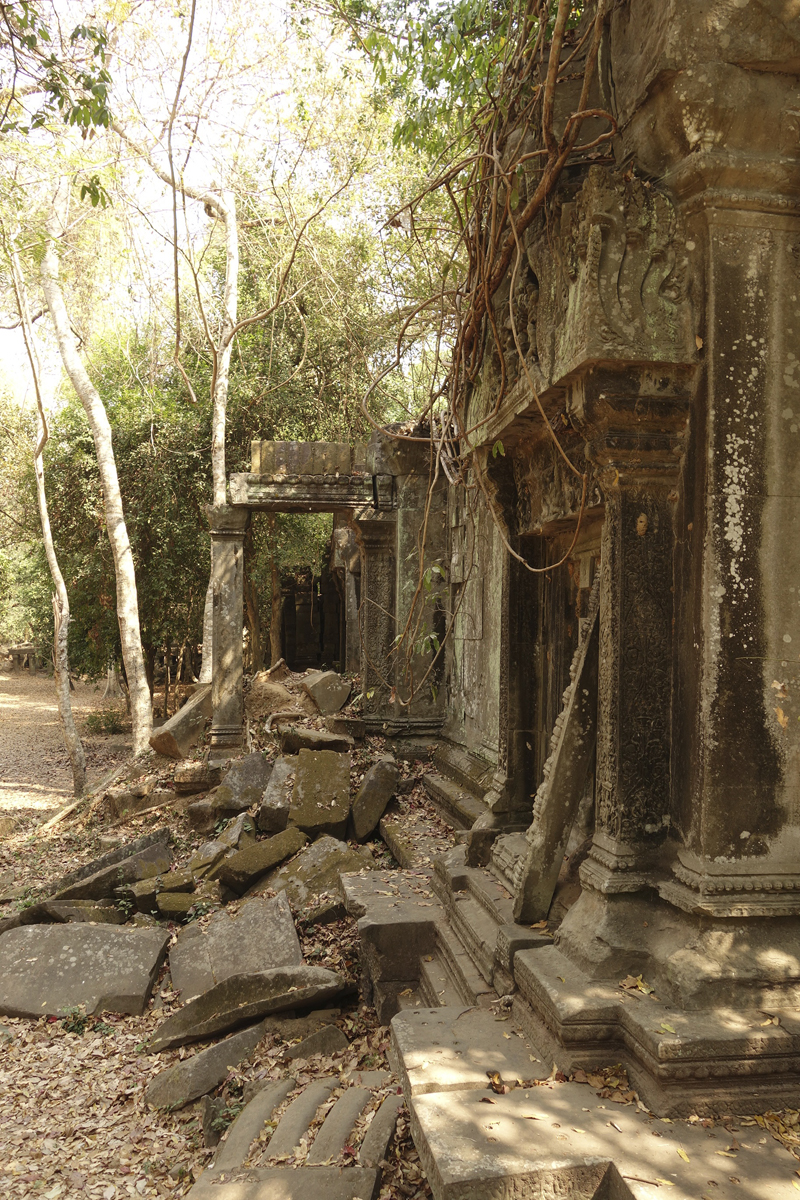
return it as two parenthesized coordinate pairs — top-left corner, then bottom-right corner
(208, 0), (800, 1129)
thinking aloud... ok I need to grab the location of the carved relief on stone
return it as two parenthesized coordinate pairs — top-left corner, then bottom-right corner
(527, 166), (696, 385)
(593, 486), (674, 852)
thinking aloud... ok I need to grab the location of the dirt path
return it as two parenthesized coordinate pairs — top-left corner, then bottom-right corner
(0, 669), (131, 824)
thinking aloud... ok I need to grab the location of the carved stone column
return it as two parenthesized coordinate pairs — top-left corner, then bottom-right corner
(354, 511), (396, 729)
(569, 370), (691, 896)
(208, 504), (249, 752)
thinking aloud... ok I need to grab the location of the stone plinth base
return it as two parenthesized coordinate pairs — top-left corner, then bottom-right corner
(512, 937), (800, 1117)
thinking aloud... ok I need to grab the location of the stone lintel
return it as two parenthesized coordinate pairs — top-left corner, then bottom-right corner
(229, 472), (376, 512)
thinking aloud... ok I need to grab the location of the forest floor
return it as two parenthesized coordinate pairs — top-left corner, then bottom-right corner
(0, 665), (435, 1200)
(0, 668), (131, 828)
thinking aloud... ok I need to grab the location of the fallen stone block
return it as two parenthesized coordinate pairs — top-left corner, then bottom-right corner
(149, 684), (212, 759)
(52, 829), (171, 896)
(284, 1023), (348, 1061)
(53, 841), (172, 901)
(342, 871), (441, 984)
(105, 774), (159, 820)
(148, 965), (346, 1051)
(215, 752), (273, 811)
(219, 812), (256, 850)
(301, 670), (351, 715)
(187, 795), (260, 837)
(325, 715), (366, 740)
(174, 760), (222, 796)
(351, 756), (398, 841)
(279, 725), (354, 754)
(264, 835), (376, 912)
(0, 816), (19, 838)
(146, 1021), (267, 1110)
(189, 840), (228, 880)
(200, 1095), (225, 1148)
(217, 828), (307, 894)
(256, 756), (293, 833)
(0, 924), (169, 1017)
(289, 749), (351, 838)
(169, 893), (303, 1002)
(157, 892), (196, 920)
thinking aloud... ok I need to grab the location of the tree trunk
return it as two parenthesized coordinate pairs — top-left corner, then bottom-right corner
(6, 230), (86, 796)
(41, 208), (153, 756)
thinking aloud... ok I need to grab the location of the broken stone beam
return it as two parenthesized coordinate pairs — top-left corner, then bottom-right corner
(149, 685), (212, 759)
(513, 606), (599, 924)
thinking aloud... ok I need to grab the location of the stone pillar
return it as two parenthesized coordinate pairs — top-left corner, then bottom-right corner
(344, 569), (360, 674)
(354, 511), (397, 728)
(662, 203), (800, 919)
(208, 505), (249, 752)
(569, 370), (691, 898)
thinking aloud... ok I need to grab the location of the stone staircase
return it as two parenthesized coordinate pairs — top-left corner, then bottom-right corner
(421, 742), (493, 830)
(186, 1069), (402, 1199)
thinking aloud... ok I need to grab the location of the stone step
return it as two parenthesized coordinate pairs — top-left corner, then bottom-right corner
(434, 845), (515, 925)
(419, 949), (469, 1009)
(431, 743), (494, 799)
(422, 773), (486, 830)
(409, 1082), (796, 1200)
(434, 919), (495, 1007)
(447, 892), (501, 988)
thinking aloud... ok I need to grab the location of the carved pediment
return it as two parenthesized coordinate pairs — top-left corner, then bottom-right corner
(529, 166), (697, 384)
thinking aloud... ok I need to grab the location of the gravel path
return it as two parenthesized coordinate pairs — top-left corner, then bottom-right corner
(0, 668), (131, 822)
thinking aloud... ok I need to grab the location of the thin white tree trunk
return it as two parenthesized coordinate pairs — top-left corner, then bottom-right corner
(5, 230), (86, 795)
(41, 207), (153, 756)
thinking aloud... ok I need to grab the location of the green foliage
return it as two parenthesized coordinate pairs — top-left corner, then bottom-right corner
(84, 705), (126, 735)
(325, 0), (583, 153)
(1, 2), (113, 136)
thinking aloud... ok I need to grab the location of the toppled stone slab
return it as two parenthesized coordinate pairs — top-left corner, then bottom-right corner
(215, 752), (273, 810)
(53, 841), (172, 901)
(265, 835), (376, 913)
(289, 749), (351, 838)
(410, 1084), (798, 1200)
(279, 725), (354, 754)
(149, 965), (346, 1051)
(170, 894), (302, 1002)
(301, 670), (351, 715)
(0, 924), (169, 1017)
(351, 756), (398, 841)
(392, 1007), (543, 1097)
(149, 684), (212, 759)
(146, 1021), (266, 1110)
(325, 715), (366, 740)
(52, 829), (171, 895)
(256, 756), (293, 833)
(174, 761), (222, 796)
(217, 828), (307, 894)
